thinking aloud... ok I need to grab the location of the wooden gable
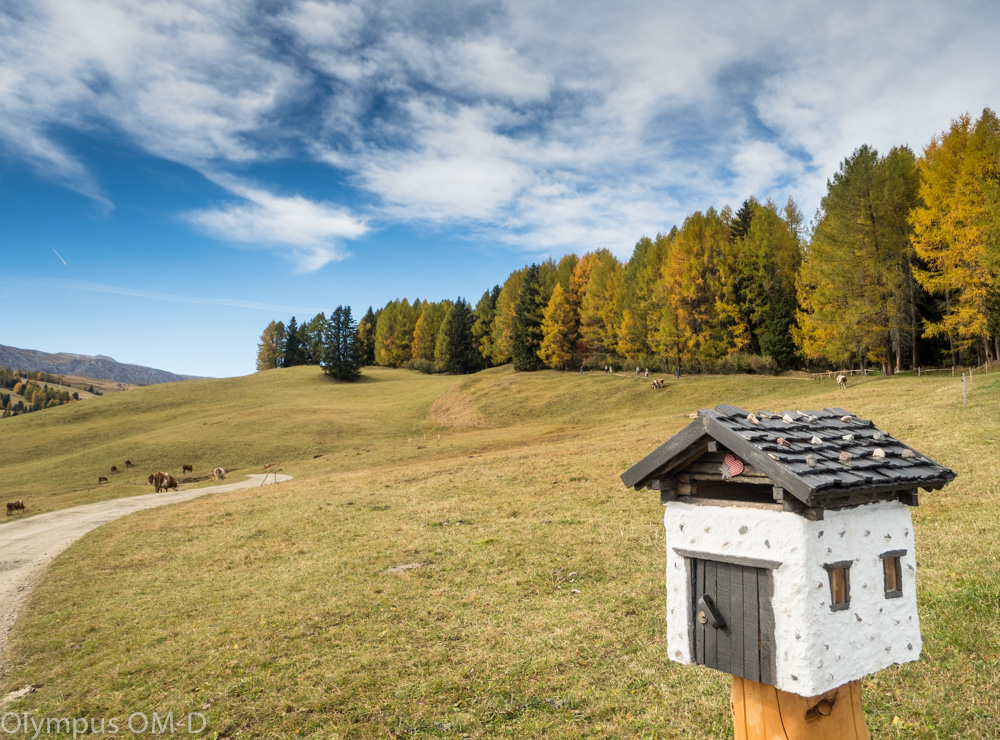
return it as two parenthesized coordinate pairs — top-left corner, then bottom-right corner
(622, 404), (956, 517)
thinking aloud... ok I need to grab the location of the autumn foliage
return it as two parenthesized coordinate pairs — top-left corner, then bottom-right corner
(255, 107), (1000, 375)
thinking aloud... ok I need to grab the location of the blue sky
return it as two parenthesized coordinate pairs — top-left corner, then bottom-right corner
(2, 0), (999, 378)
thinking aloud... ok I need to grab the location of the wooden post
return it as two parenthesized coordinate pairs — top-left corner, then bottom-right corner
(731, 676), (870, 739)
(962, 373), (968, 408)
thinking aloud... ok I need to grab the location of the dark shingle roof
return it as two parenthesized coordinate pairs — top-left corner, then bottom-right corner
(621, 404), (956, 506)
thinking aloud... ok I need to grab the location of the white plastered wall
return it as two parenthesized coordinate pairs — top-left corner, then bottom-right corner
(664, 499), (921, 697)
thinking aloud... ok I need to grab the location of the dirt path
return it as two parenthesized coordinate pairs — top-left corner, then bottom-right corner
(0, 473), (292, 677)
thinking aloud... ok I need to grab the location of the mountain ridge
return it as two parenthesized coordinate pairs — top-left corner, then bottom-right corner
(0, 343), (203, 385)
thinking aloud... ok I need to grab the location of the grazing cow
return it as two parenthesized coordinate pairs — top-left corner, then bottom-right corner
(98, 476), (109, 484)
(125, 459), (133, 468)
(111, 465), (118, 473)
(214, 467), (226, 481)
(6, 500), (25, 515)
(182, 464), (193, 473)
(651, 378), (665, 389)
(837, 374), (848, 389)
(161, 472), (179, 491)
(147, 473), (156, 486)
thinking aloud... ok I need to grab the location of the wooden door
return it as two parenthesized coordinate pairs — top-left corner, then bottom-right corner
(692, 558), (775, 685)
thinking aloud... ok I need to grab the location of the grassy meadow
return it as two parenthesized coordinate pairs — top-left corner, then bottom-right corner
(1, 366), (999, 738)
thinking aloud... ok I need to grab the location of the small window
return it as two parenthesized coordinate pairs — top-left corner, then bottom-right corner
(881, 550), (906, 599)
(824, 561), (852, 611)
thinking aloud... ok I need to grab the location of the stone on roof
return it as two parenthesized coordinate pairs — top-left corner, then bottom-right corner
(621, 404), (956, 507)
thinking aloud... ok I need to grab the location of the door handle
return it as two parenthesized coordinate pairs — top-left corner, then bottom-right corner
(697, 594), (726, 629)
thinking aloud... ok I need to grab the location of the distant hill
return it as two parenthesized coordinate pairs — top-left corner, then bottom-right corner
(0, 344), (202, 385)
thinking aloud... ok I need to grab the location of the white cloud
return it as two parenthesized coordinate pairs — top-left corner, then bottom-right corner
(3, 0), (1000, 263)
(186, 175), (369, 272)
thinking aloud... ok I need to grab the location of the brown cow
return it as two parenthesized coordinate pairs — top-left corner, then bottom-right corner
(182, 464), (193, 473)
(125, 459), (133, 468)
(6, 500), (25, 515)
(98, 476), (109, 484)
(111, 465), (118, 473)
(837, 374), (848, 389)
(147, 473), (156, 486)
(214, 467), (226, 481)
(161, 472), (179, 492)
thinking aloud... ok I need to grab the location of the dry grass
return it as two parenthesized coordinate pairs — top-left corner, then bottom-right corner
(429, 386), (486, 429)
(2, 366), (998, 738)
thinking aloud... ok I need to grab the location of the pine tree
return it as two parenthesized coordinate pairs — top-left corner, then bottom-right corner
(472, 286), (500, 365)
(511, 264), (547, 371)
(301, 313), (328, 365)
(374, 299), (419, 367)
(435, 298), (480, 373)
(412, 301), (452, 362)
(283, 316), (305, 367)
(798, 146), (921, 372)
(322, 306), (362, 381)
(490, 268), (527, 365)
(256, 320), (286, 371)
(912, 108), (1000, 362)
(651, 210), (728, 370)
(578, 249), (624, 363)
(539, 283), (577, 369)
(760, 289), (799, 368)
(356, 307), (377, 366)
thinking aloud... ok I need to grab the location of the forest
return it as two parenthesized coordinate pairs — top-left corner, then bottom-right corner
(256, 109), (1000, 377)
(0, 367), (79, 417)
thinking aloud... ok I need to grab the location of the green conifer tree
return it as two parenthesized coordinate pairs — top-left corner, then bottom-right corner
(322, 306), (362, 381)
(283, 316), (305, 367)
(512, 264), (547, 371)
(356, 307), (377, 366)
(435, 298), (480, 373)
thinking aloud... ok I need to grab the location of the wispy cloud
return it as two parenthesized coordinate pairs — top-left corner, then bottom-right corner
(2, 0), (999, 262)
(3, 276), (321, 314)
(185, 174), (370, 272)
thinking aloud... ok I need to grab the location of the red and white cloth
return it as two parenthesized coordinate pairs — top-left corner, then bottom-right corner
(721, 453), (744, 479)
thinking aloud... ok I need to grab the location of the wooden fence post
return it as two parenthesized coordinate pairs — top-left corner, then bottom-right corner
(731, 677), (870, 739)
(962, 373), (968, 408)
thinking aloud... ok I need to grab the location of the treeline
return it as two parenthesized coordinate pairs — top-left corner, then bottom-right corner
(256, 306), (366, 380)
(256, 299), (483, 377)
(1, 366), (79, 417)
(255, 107), (1000, 376)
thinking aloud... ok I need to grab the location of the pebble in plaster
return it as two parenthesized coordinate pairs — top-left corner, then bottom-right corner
(739, 525), (749, 535)
(664, 499), (921, 696)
